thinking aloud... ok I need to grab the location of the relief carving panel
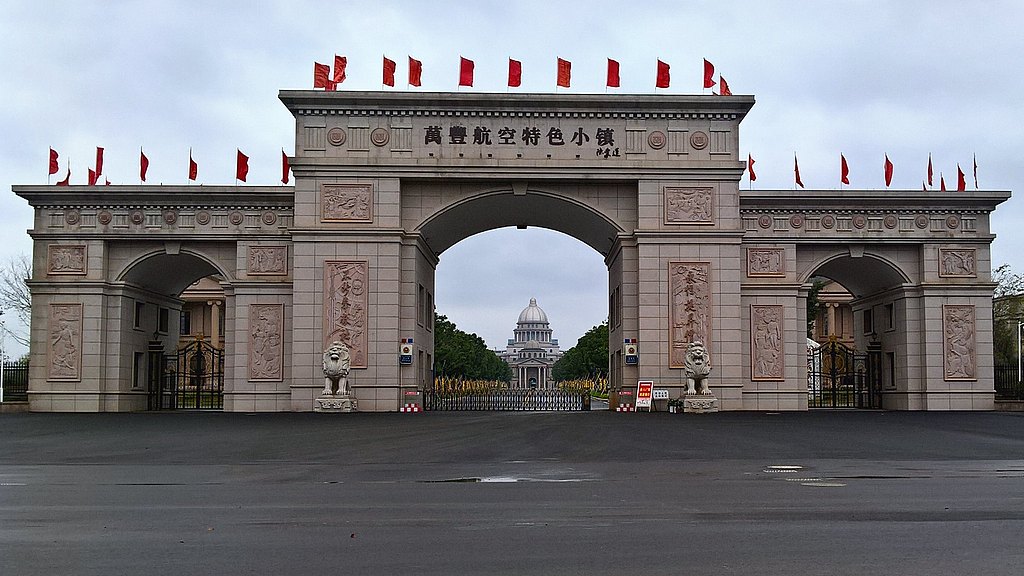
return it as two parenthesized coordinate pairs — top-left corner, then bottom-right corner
(938, 249), (976, 278)
(324, 261), (368, 368)
(669, 262), (711, 368)
(751, 305), (785, 381)
(746, 248), (784, 277)
(48, 303), (83, 381)
(665, 187), (713, 224)
(249, 304), (284, 381)
(322, 184), (373, 222)
(943, 305), (976, 381)
(47, 245), (87, 275)
(248, 246), (288, 276)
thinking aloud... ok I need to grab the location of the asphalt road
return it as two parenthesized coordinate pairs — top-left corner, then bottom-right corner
(2, 410), (1024, 575)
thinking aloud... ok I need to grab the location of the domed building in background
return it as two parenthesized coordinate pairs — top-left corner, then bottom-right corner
(499, 298), (564, 389)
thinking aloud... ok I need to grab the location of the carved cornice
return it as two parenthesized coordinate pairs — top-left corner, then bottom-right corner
(739, 190), (1010, 214)
(13, 185), (295, 210)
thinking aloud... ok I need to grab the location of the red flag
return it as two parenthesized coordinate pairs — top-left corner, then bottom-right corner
(188, 149), (198, 181)
(556, 58), (571, 88)
(748, 154), (756, 182)
(656, 59), (670, 88)
(703, 58), (716, 89)
(408, 56), (422, 87)
(884, 155), (894, 187)
(236, 149), (249, 182)
(313, 62), (332, 90)
(719, 76), (733, 96)
(794, 154), (804, 188)
(383, 56), (396, 87)
(140, 148), (149, 182)
(927, 154), (933, 187)
(56, 169), (70, 186)
(333, 55), (347, 85)
(87, 168), (98, 186)
(957, 164), (966, 191)
(281, 149), (290, 185)
(48, 148), (59, 175)
(95, 147), (104, 176)
(841, 154), (850, 185)
(458, 56), (474, 87)
(973, 154), (978, 189)
(508, 58), (522, 87)
(606, 58), (620, 88)
(940, 173), (946, 191)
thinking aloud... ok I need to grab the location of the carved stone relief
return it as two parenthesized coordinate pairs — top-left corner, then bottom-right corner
(249, 304), (284, 381)
(48, 303), (83, 381)
(248, 246), (288, 276)
(669, 262), (711, 368)
(938, 249), (976, 278)
(943, 305), (976, 381)
(665, 187), (713, 224)
(322, 183), (373, 222)
(324, 261), (368, 368)
(47, 245), (87, 275)
(746, 248), (784, 277)
(751, 305), (784, 381)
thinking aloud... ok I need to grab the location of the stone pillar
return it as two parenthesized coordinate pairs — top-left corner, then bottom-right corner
(827, 303), (836, 338)
(209, 300), (220, 348)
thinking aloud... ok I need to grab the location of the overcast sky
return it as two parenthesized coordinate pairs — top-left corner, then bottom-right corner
(2, 1), (1022, 356)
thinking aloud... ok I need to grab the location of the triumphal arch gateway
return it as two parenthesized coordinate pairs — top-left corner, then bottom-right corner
(15, 91), (1008, 412)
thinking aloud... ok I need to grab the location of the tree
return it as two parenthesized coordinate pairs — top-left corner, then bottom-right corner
(0, 254), (31, 348)
(993, 264), (1024, 365)
(552, 322), (608, 381)
(806, 278), (827, 338)
(433, 313), (511, 381)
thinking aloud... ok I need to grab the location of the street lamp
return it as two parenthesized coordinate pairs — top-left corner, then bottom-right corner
(1018, 321), (1023, 385)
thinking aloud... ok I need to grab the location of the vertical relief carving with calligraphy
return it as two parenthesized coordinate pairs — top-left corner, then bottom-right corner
(943, 305), (976, 381)
(321, 183), (373, 222)
(669, 262), (711, 368)
(746, 248), (784, 277)
(324, 261), (368, 368)
(249, 304), (284, 381)
(938, 249), (976, 278)
(664, 187), (713, 224)
(248, 246), (288, 275)
(49, 303), (83, 380)
(751, 305), (785, 380)
(47, 245), (87, 275)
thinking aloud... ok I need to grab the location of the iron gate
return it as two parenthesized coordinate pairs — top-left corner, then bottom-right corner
(148, 338), (224, 410)
(424, 388), (590, 411)
(807, 338), (881, 409)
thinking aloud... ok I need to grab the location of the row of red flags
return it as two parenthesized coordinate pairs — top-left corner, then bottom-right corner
(747, 153), (980, 190)
(48, 147), (292, 185)
(314, 55), (734, 93)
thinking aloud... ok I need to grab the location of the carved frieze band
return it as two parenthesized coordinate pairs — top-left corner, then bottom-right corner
(321, 183), (373, 222)
(751, 305), (785, 381)
(746, 248), (784, 277)
(324, 261), (368, 368)
(664, 187), (713, 224)
(248, 304), (284, 381)
(943, 305), (976, 381)
(247, 246), (288, 276)
(48, 303), (83, 381)
(669, 262), (711, 368)
(47, 244), (87, 275)
(938, 248), (976, 278)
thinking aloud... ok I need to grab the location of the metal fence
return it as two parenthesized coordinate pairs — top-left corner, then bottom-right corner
(994, 365), (1023, 400)
(1, 362), (29, 402)
(425, 389), (590, 411)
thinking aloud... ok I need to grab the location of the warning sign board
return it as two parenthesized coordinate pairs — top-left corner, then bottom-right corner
(635, 380), (654, 410)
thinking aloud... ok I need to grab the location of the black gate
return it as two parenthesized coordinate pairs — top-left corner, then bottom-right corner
(424, 388), (590, 411)
(148, 338), (224, 410)
(807, 338), (881, 409)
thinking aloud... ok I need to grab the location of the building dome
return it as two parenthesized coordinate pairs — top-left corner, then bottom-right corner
(517, 297), (549, 324)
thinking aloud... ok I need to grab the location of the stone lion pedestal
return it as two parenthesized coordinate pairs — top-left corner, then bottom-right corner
(314, 394), (357, 413)
(683, 394), (719, 414)
(314, 341), (357, 414)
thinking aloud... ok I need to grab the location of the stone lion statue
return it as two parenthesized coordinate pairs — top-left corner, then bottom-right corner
(322, 341), (351, 396)
(684, 341), (712, 395)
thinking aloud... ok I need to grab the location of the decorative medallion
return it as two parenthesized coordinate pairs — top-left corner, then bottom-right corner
(669, 262), (711, 368)
(327, 127), (347, 146)
(746, 248), (785, 277)
(322, 183), (373, 222)
(48, 303), (83, 381)
(648, 131), (666, 150)
(261, 211), (277, 225)
(324, 261), (368, 368)
(938, 248), (977, 278)
(195, 211), (211, 225)
(945, 215), (960, 229)
(248, 246), (288, 275)
(820, 214), (836, 229)
(883, 214), (898, 229)
(229, 211), (244, 225)
(664, 187), (713, 224)
(249, 304), (284, 381)
(757, 215), (773, 229)
(943, 305), (976, 381)
(65, 210), (81, 225)
(97, 211), (112, 225)
(163, 210), (178, 225)
(47, 245), (87, 275)
(130, 210), (144, 224)
(689, 131), (709, 150)
(789, 214), (804, 229)
(852, 214), (868, 229)
(370, 128), (390, 147)
(915, 215), (929, 229)
(751, 305), (785, 381)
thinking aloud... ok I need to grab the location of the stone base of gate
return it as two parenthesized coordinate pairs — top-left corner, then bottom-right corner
(314, 394), (358, 413)
(683, 394), (719, 414)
